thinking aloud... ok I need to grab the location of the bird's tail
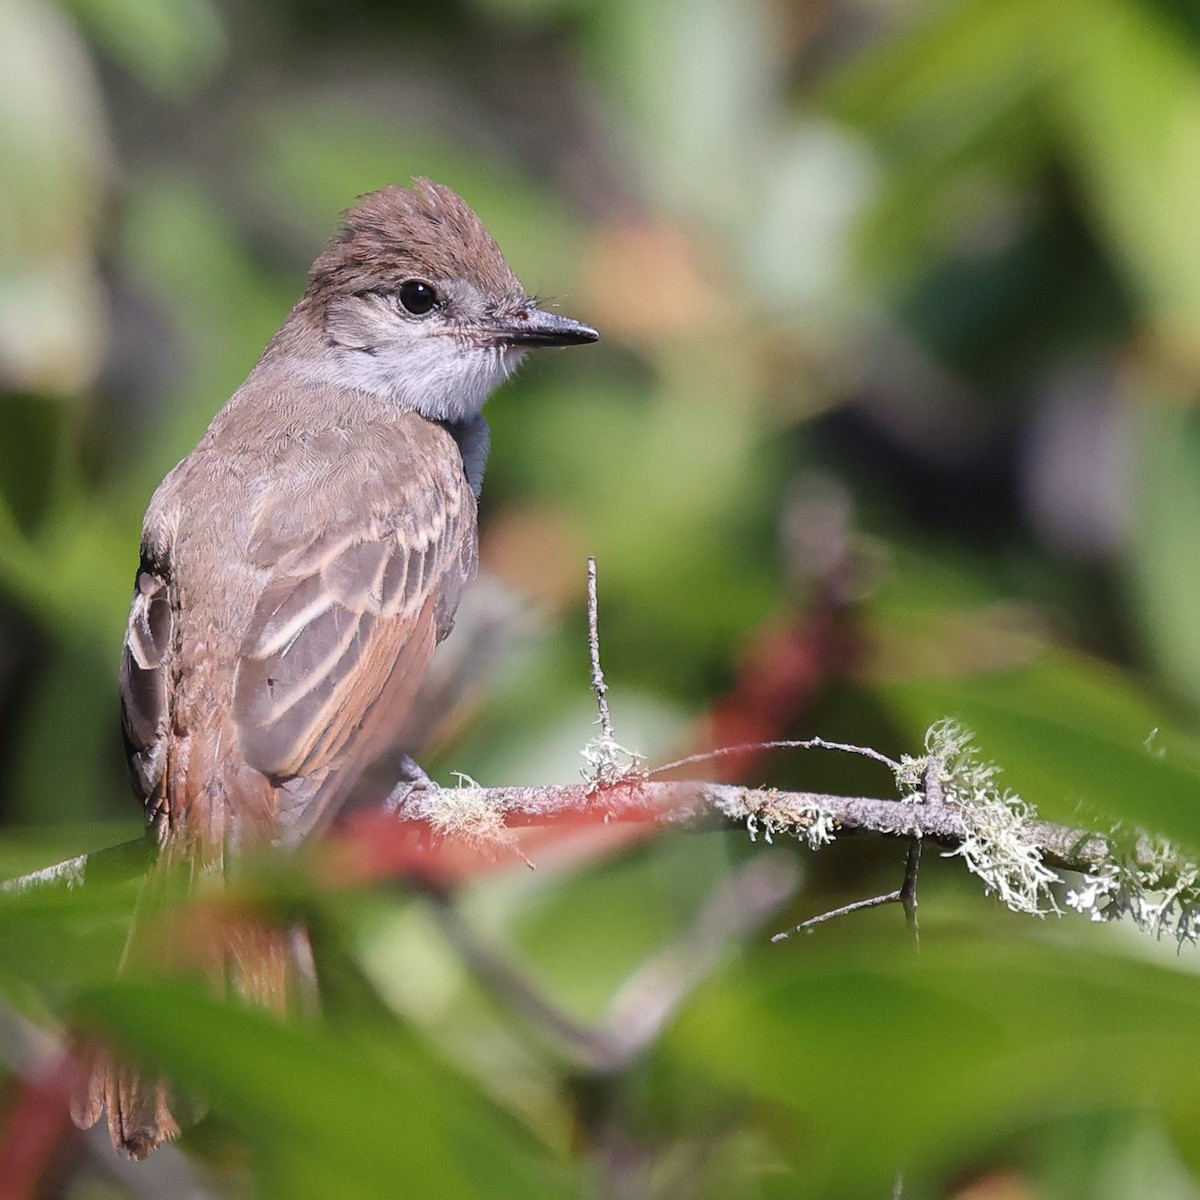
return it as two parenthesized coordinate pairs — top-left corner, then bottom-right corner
(72, 752), (309, 1158)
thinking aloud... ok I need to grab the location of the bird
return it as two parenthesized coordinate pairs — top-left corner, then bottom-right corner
(71, 178), (599, 1158)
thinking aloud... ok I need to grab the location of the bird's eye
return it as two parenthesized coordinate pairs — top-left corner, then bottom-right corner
(398, 280), (438, 316)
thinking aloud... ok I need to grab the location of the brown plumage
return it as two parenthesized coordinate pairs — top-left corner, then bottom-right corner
(72, 179), (597, 1157)
(304, 179), (525, 305)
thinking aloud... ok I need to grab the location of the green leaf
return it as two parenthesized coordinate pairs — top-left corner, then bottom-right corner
(826, 0), (1068, 275)
(882, 651), (1200, 846)
(76, 981), (572, 1200)
(1052, 0), (1200, 359)
(827, 0), (1066, 152)
(665, 929), (1200, 1194)
(1128, 402), (1200, 709)
(60, 0), (225, 94)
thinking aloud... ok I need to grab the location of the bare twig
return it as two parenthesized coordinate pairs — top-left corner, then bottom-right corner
(587, 556), (614, 745)
(772, 890), (901, 941)
(651, 737), (900, 778)
(900, 839), (922, 945)
(580, 558), (644, 785)
(771, 831), (923, 944)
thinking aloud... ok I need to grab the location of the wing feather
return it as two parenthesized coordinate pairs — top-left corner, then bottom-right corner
(233, 418), (475, 785)
(120, 567), (173, 808)
(249, 574), (335, 660)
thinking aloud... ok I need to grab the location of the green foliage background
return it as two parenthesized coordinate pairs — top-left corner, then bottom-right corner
(6, 0), (1200, 1195)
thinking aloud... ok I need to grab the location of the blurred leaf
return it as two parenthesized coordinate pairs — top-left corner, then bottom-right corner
(883, 650), (1200, 846)
(59, 0), (225, 94)
(1128, 402), (1200, 709)
(492, 351), (779, 661)
(5, 632), (128, 825)
(468, 0), (593, 20)
(590, 0), (777, 225)
(0, 396), (64, 536)
(828, 0), (1066, 153)
(827, 0), (1068, 276)
(665, 928), (1200, 1194)
(117, 180), (295, 482)
(507, 832), (742, 1020)
(1053, 0), (1200, 364)
(740, 121), (877, 325)
(0, 0), (109, 394)
(1039, 1112), (1200, 1200)
(0, 822), (137, 882)
(0, 874), (137, 1008)
(78, 980), (573, 1199)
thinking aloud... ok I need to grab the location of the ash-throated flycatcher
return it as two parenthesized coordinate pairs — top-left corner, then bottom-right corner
(72, 179), (598, 1157)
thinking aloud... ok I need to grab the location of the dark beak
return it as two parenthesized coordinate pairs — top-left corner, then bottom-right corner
(491, 307), (599, 348)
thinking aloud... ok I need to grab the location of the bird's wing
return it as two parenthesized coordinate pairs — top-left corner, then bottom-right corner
(233, 417), (477, 784)
(120, 560), (175, 830)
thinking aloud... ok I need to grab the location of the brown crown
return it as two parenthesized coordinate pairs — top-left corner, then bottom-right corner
(305, 179), (526, 304)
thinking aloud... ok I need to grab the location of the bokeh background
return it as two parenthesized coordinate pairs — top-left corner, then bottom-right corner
(7, 0), (1200, 1195)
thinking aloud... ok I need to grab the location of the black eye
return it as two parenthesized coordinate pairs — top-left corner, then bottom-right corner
(398, 280), (438, 315)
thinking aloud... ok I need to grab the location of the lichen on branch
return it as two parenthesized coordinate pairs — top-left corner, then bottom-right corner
(895, 719), (1061, 916)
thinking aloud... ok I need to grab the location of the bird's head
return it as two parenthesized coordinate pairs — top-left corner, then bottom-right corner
(295, 179), (598, 421)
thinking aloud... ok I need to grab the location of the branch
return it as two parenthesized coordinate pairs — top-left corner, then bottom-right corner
(1, 837), (151, 896)
(403, 777), (1114, 873)
(0, 779), (1124, 900)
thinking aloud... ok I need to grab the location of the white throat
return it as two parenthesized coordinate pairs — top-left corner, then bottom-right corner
(303, 293), (529, 421)
(311, 336), (526, 422)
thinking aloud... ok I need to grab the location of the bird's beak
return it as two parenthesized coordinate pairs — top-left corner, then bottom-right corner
(489, 307), (599, 348)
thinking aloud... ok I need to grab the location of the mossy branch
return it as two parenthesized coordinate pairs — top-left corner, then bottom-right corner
(0, 775), (1124, 898)
(398, 775), (1111, 869)
(4, 722), (1192, 945)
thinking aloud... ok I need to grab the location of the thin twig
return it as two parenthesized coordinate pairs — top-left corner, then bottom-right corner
(899, 759), (945, 948)
(785, 757), (935, 945)
(587, 556), (615, 744)
(778, 816), (925, 945)
(651, 737), (900, 778)
(772, 890), (902, 941)
(900, 839), (922, 946)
